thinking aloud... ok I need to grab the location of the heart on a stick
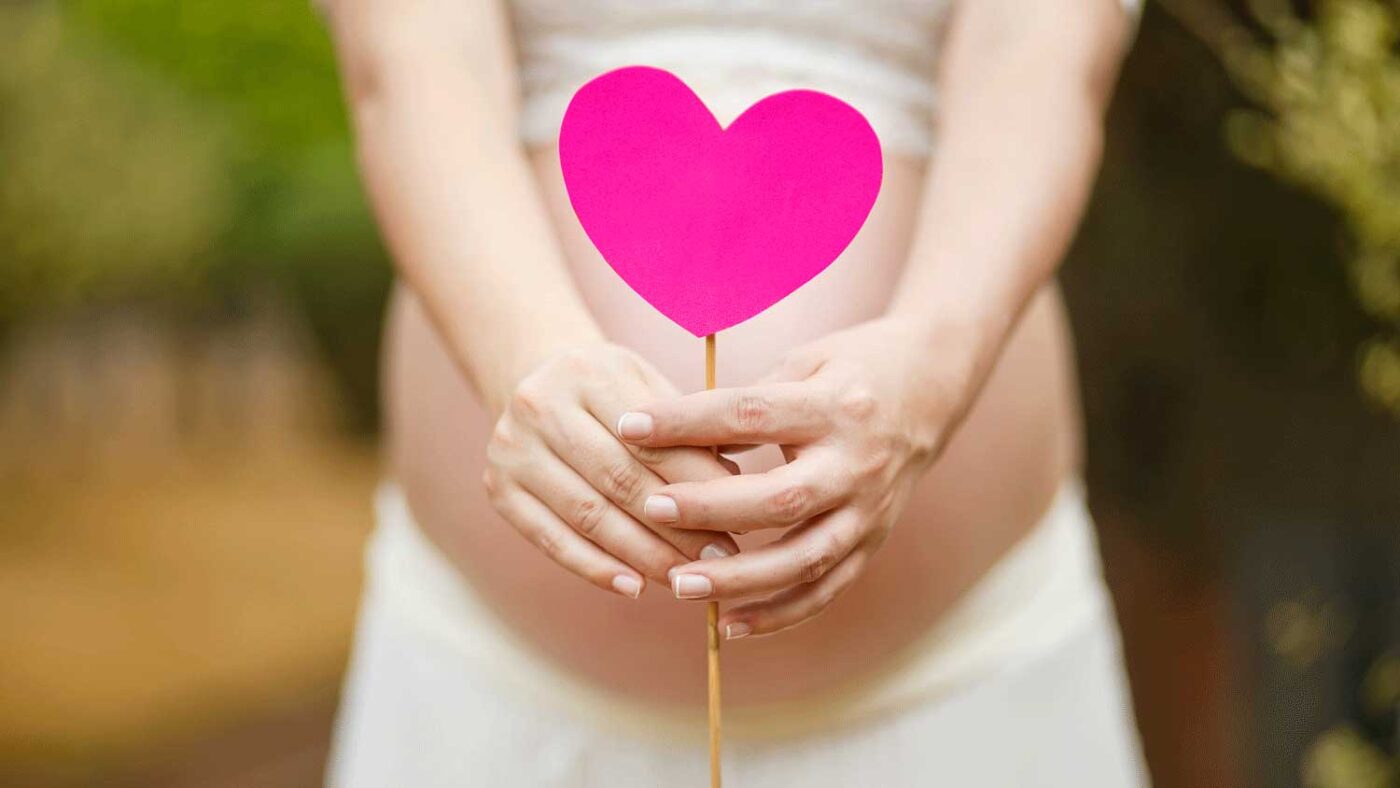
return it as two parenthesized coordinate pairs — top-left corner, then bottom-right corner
(559, 66), (883, 337)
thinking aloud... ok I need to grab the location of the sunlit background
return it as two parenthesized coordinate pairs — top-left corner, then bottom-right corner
(1, 1), (1396, 786)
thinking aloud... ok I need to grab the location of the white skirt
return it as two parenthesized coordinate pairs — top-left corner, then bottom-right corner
(327, 484), (1150, 787)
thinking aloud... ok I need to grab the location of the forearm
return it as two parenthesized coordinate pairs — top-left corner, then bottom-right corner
(889, 0), (1129, 388)
(329, 2), (601, 414)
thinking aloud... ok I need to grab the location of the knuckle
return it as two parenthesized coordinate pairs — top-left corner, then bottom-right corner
(867, 523), (894, 550)
(486, 423), (520, 468)
(534, 529), (564, 560)
(569, 497), (607, 536)
(910, 429), (941, 464)
(855, 442), (895, 482)
(560, 348), (595, 376)
(641, 548), (678, 579)
(733, 393), (771, 434)
(805, 587), (840, 621)
(602, 460), (645, 502)
(668, 530), (709, 554)
(508, 381), (548, 422)
(484, 440), (504, 468)
(629, 444), (671, 467)
(796, 536), (838, 584)
(488, 418), (517, 451)
(871, 437), (898, 468)
(837, 387), (878, 422)
(768, 483), (811, 522)
(481, 467), (500, 498)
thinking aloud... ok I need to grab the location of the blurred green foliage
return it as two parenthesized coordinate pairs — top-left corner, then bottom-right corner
(0, 0), (389, 428)
(1194, 0), (1400, 416)
(67, 0), (345, 153)
(62, 0), (375, 265)
(6, 0), (1398, 429)
(0, 5), (233, 317)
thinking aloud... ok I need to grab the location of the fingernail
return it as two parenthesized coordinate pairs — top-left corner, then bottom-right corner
(616, 412), (654, 440)
(700, 543), (731, 561)
(644, 495), (679, 523)
(672, 573), (712, 599)
(611, 575), (642, 599)
(725, 622), (752, 640)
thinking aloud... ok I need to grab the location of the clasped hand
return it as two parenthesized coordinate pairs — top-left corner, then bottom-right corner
(485, 318), (970, 638)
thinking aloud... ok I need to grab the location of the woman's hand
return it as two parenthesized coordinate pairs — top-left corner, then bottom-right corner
(484, 342), (740, 599)
(616, 317), (982, 637)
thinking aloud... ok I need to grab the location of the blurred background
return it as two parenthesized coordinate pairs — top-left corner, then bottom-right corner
(0, 1), (1395, 786)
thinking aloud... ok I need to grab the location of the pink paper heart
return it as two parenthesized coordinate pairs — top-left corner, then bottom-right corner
(559, 66), (883, 337)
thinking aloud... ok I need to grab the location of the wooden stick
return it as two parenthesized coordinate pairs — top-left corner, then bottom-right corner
(704, 332), (722, 788)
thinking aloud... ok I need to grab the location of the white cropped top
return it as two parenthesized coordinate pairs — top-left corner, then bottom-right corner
(508, 0), (1138, 157)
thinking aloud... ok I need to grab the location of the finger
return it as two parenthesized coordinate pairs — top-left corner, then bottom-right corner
(581, 379), (737, 487)
(543, 411), (740, 560)
(517, 452), (687, 582)
(578, 356), (739, 556)
(645, 452), (849, 533)
(719, 547), (870, 638)
(486, 478), (645, 599)
(667, 509), (866, 600)
(617, 383), (833, 448)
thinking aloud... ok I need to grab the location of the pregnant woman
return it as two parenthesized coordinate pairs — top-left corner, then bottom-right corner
(324, 0), (1147, 785)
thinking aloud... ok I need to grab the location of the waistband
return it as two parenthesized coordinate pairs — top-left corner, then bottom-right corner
(363, 479), (1112, 743)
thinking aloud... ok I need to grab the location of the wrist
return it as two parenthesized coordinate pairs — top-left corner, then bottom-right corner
(886, 249), (1044, 390)
(886, 307), (995, 381)
(879, 312), (992, 458)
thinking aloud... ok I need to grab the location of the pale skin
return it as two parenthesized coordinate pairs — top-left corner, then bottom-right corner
(326, 0), (1131, 704)
(626, 4), (1131, 637)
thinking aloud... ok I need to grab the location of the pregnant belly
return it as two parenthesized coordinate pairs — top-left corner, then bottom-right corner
(384, 150), (1082, 707)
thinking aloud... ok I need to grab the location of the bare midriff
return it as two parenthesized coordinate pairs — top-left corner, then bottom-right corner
(384, 149), (1082, 708)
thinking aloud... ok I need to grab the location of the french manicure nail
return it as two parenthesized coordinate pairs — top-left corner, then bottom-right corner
(700, 543), (731, 561)
(644, 495), (679, 523)
(725, 622), (752, 640)
(611, 575), (642, 599)
(616, 412), (654, 440)
(672, 573), (712, 599)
